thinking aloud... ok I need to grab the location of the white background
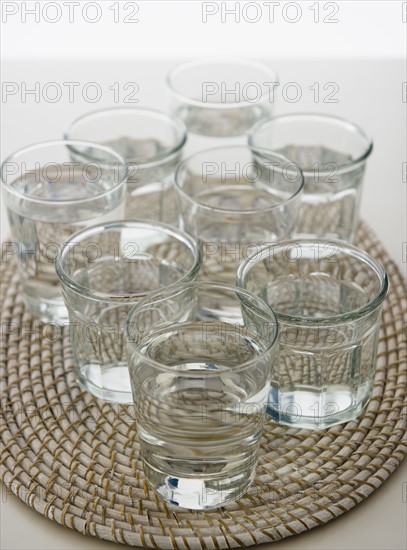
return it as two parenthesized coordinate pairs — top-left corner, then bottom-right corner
(1, 1), (405, 59)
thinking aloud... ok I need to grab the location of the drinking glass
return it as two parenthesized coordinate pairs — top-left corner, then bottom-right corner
(1, 140), (127, 322)
(249, 114), (373, 242)
(56, 220), (201, 403)
(237, 239), (388, 429)
(125, 282), (278, 509)
(65, 107), (187, 224)
(167, 59), (278, 137)
(175, 145), (303, 287)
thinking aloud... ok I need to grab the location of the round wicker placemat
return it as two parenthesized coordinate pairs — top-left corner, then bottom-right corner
(0, 221), (406, 549)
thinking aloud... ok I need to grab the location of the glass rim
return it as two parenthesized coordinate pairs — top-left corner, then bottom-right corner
(174, 145), (304, 214)
(1, 139), (128, 205)
(124, 280), (279, 376)
(64, 106), (188, 168)
(166, 57), (279, 109)
(248, 112), (374, 176)
(55, 219), (202, 303)
(236, 238), (389, 325)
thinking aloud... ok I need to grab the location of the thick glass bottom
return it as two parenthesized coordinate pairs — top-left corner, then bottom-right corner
(268, 384), (371, 429)
(76, 362), (133, 403)
(24, 295), (68, 323)
(143, 460), (254, 510)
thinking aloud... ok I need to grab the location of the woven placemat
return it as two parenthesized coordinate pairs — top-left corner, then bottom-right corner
(1, 221), (406, 549)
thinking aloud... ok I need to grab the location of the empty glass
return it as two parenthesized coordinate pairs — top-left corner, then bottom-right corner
(167, 59), (278, 137)
(56, 220), (201, 403)
(237, 239), (388, 429)
(125, 282), (278, 509)
(175, 145), (304, 288)
(1, 140), (127, 322)
(65, 107), (187, 224)
(249, 114), (373, 242)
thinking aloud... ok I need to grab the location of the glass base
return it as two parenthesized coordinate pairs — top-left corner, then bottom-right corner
(143, 460), (253, 510)
(24, 296), (68, 323)
(76, 363), (133, 403)
(268, 385), (371, 429)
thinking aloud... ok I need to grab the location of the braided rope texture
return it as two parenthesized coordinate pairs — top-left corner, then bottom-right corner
(1, 221), (406, 549)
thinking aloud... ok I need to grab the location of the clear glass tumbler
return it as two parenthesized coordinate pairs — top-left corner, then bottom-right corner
(65, 107), (187, 224)
(56, 220), (201, 403)
(175, 145), (303, 287)
(167, 59), (278, 137)
(237, 239), (388, 429)
(125, 282), (278, 509)
(249, 114), (373, 242)
(1, 140), (127, 322)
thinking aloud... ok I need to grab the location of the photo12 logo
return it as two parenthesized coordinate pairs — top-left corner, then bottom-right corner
(202, 2), (340, 24)
(1, 1), (140, 24)
(1, 81), (140, 104)
(201, 80), (339, 105)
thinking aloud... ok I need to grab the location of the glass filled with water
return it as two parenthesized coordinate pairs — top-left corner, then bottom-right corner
(1, 140), (127, 322)
(249, 113), (373, 242)
(175, 145), (304, 289)
(237, 239), (388, 429)
(65, 107), (187, 224)
(125, 282), (278, 509)
(167, 59), (278, 138)
(56, 220), (201, 403)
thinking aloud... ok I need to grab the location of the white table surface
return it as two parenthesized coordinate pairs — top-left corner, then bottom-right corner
(1, 58), (406, 550)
